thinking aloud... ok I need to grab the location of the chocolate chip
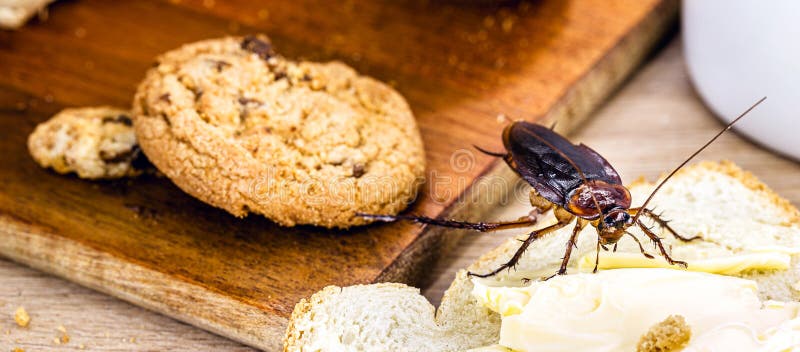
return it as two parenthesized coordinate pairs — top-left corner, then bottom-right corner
(159, 113), (172, 127)
(100, 145), (152, 172)
(210, 59), (231, 72)
(192, 88), (203, 101)
(352, 164), (365, 178)
(238, 97), (262, 105)
(241, 35), (274, 60)
(274, 71), (287, 80)
(158, 93), (171, 103)
(100, 148), (135, 163)
(301, 74), (312, 82)
(101, 114), (133, 126)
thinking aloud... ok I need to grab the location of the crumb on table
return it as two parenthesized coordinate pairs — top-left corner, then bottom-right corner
(14, 306), (30, 327)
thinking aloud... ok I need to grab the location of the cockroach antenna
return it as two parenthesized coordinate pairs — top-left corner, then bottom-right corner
(473, 144), (506, 157)
(630, 96), (767, 225)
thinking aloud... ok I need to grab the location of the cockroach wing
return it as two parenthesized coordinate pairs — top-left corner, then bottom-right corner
(503, 121), (622, 206)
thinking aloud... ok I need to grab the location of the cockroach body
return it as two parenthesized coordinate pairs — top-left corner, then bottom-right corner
(361, 97), (766, 279)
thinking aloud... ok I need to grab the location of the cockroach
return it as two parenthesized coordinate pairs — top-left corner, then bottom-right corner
(361, 97), (766, 279)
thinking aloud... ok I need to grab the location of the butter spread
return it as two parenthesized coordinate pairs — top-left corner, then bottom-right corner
(576, 251), (792, 275)
(472, 268), (800, 352)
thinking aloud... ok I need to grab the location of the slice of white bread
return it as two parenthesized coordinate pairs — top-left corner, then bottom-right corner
(283, 161), (800, 351)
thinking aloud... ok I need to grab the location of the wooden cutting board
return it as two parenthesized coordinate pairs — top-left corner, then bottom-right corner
(0, 0), (676, 350)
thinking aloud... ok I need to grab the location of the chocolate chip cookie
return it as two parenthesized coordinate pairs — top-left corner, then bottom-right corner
(133, 35), (426, 228)
(28, 106), (146, 179)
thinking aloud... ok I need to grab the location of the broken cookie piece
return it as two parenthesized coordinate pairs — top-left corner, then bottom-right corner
(27, 106), (148, 179)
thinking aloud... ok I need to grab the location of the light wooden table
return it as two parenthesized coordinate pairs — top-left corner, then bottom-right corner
(2, 38), (799, 351)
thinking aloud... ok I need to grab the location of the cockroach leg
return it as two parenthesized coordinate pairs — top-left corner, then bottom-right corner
(469, 219), (572, 278)
(593, 238), (601, 273)
(358, 213), (537, 233)
(544, 220), (584, 280)
(625, 231), (654, 259)
(637, 220), (688, 268)
(638, 208), (701, 242)
(468, 231), (537, 278)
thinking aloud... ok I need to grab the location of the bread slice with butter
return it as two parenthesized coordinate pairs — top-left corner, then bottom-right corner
(283, 161), (800, 351)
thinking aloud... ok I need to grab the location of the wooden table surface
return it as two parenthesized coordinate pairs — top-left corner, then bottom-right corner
(3, 38), (799, 352)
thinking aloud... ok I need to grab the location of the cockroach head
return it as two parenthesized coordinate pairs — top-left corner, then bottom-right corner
(598, 208), (632, 244)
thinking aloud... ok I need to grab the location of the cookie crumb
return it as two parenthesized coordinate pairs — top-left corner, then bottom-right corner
(637, 315), (691, 352)
(14, 307), (30, 327)
(56, 325), (70, 344)
(124, 203), (158, 220)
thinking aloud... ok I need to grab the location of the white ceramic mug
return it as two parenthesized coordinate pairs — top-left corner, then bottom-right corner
(683, 0), (800, 161)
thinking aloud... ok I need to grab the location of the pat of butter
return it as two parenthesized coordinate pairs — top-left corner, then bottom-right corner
(472, 284), (532, 317)
(472, 268), (800, 352)
(576, 251), (792, 275)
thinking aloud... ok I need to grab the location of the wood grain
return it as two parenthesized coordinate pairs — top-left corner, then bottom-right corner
(0, 0), (677, 350)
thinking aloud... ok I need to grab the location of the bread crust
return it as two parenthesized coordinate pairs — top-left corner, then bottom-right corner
(283, 283), (424, 352)
(628, 160), (800, 223)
